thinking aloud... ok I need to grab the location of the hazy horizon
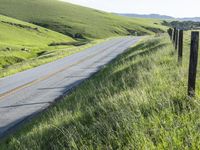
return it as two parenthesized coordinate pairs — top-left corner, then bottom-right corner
(61, 0), (200, 18)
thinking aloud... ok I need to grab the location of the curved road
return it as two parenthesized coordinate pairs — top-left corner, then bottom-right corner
(0, 36), (140, 137)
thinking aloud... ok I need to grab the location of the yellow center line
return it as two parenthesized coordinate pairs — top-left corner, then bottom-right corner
(0, 38), (129, 100)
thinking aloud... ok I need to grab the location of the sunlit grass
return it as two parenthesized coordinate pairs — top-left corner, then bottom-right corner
(0, 14), (74, 76)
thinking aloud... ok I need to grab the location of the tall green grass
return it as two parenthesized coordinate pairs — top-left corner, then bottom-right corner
(1, 34), (200, 149)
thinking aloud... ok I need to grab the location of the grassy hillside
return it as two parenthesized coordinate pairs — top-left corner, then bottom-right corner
(0, 0), (166, 39)
(0, 14), (73, 68)
(0, 14), (103, 77)
(1, 33), (200, 149)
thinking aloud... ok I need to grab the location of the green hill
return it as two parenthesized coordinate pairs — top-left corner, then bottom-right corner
(0, 14), (75, 69)
(0, 0), (166, 39)
(0, 14), (101, 77)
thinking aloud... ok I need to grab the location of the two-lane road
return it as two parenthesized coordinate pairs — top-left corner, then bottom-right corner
(0, 36), (140, 137)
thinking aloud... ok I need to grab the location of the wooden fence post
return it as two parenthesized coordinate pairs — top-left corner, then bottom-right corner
(175, 29), (179, 50)
(173, 28), (176, 44)
(170, 28), (173, 40)
(168, 28), (172, 40)
(188, 31), (199, 97)
(178, 30), (183, 64)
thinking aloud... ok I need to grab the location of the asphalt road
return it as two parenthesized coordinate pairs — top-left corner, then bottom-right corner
(0, 36), (140, 137)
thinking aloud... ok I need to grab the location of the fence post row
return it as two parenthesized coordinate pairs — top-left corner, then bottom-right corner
(188, 31), (199, 97)
(167, 28), (200, 97)
(178, 30), (183, 64)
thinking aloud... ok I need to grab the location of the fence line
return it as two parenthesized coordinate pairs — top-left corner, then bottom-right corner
(167, 28), (199, 97)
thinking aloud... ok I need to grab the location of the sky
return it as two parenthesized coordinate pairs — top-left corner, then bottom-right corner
(61, 0), (200, 18)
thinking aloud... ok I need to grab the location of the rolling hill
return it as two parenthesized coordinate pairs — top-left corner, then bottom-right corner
(0, 14), (75, 69)
(0, 0), (166, 39)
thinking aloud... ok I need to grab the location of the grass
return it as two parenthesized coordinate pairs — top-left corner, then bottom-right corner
(0, 14), (74, 76)
(0, 0), (167, 39)
(1, 33), (200, 149)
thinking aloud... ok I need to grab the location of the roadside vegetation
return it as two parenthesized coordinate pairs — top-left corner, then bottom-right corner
(1, 32), (200, 149)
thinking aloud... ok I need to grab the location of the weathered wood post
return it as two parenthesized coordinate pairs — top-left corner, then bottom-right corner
(167, 28), (170, 35)
(188, 31), (199, 97)
(170, 28), (173, 40)
(178, 30), (183, 64)
(175, 29), (179, 50)
(167, 28), (172, 40)
(167, 29), (170, 37)
(173, 28), (176, 44)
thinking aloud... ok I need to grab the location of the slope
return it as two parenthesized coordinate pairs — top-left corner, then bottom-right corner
(0, 14), (75, 70)
(0, 0), (166, 39)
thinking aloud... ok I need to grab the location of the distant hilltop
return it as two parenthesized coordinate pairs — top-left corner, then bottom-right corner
(179, 17), (200, 22)
(118, 13), (174, 20)
(118, 13), (200, 22)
